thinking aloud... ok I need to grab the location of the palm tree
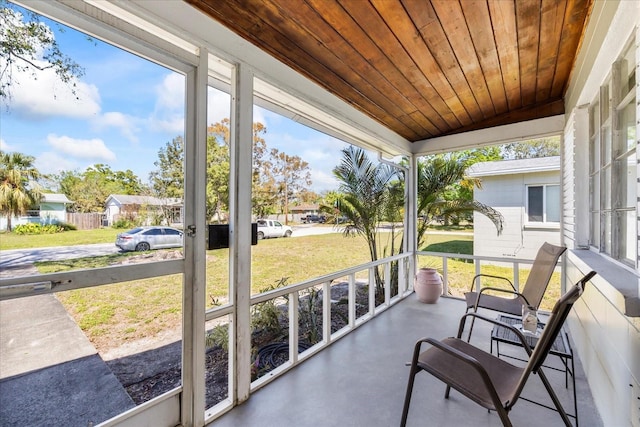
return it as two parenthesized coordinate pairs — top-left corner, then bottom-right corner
(0, 151), (42, 231)
(332, 146), (398, 291)
(416, 153), (503, 249)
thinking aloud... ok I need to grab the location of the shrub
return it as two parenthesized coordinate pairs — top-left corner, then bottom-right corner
(205, 324), (229, 352)
(112, 219), (136, 229)
(57, 222), (77, 231)
(13, 223), (63, 235)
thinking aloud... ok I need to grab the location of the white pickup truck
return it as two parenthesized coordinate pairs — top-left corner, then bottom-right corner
(256, 219), (293, 239)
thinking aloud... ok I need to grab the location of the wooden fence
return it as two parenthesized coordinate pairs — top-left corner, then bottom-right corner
(66, 213), (104, 230)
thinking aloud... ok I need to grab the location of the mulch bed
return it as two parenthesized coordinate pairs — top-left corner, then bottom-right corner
(108, 282), (381, 407)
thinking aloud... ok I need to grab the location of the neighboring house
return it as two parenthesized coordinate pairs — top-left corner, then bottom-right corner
(38, 193), (73, 224)
(289, 204), (320, 222)
(468, 157), (561, 261)
(0, 193), (72, 231)
(104, 194), (183, 226)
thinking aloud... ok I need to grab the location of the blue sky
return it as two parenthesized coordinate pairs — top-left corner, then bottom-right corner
(0, 4), (346, 193)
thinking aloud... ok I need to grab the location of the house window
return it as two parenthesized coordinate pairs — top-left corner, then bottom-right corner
(588, 38), (637, 266)
(527, 185), (560, 223)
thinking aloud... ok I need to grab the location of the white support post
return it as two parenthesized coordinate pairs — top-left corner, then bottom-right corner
(289, 291), (299, 364)
(513, 262), (520, 292)
(407, 154), (418, 291)
(368, 267), (376, 314)
(442, 258), (449, 296)
(229, 63), (254, 405)
(323, 282), (331, 343)
(182, 49), (208, 427)
(384, 262), (391, 305)
(398, 257), (407, 295)
(348, 274), (356, 328)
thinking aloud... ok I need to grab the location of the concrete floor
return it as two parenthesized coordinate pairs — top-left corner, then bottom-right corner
(209, 296), (603, 427)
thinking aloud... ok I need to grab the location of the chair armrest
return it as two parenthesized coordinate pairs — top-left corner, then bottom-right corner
(475, 286), (530, 309)
(469, 273), (516, 293)
(456, 312), (533, 355)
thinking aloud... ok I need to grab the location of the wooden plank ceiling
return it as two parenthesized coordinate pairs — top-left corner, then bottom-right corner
(187, 0), (593, 142)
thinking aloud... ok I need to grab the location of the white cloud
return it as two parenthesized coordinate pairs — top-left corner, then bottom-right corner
(1, 58), (101, 120)
(148, 114), (184, 134)
(205, 90), (267, 127)
(253, 105), (266, 126)
(35, 151), (82, 175)
(155, 73), (185, 111)
(92, 112), (139, 143)
(311, 169), (339, 193)
(207, 88), (230, 125)
(150, 73), (185, 134)
(46, 134), (116, 161)
(0, 138), (17, 152)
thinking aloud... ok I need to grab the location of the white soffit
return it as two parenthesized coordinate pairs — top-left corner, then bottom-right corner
(85, 0), (199, 57)
(253, 79), (403, 157)
(16, 0), (197, 73)
(411, 115), (565, 156)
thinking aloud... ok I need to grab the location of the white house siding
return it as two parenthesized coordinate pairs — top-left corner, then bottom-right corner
(562, 4), (640, 427)
(473, 170), (561, 261)
(0, 194), (71, 230)
(39, 203), (67, 224)
(104, 199), (122, 226)
(566, 254), (640, 427)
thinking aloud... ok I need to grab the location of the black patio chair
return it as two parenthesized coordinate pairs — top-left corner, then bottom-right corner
(400, 271), (596, 427)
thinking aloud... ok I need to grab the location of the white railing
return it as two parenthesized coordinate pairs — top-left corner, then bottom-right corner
(204, 252), (413, 394)
(416, 251), (563, 297)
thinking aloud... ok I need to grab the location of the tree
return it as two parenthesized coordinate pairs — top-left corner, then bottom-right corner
(149, 136), (185, 200)
(206, 120), (274, 221)
(0, 150), (42, 230)
(502, 136), (560, 160)
(58, 164), (144, 213)
(436, 147), (503, 225)
(296, 189), (320, 205)
(0, 1), (84, 101)
(333, 146), (397, 291)
(205, 125), (230, 222)
(415, 153), (503, 249)
(149, 121), (313, 222)
(268, 148), (311, 224)
(462, 146), (503, 164)
(318, 190), (344, 224)
(249, 122), (280, 219)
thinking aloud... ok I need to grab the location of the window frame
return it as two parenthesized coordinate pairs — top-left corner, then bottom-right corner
(587, 37), (637, 268)
(525, 184), (560, 224)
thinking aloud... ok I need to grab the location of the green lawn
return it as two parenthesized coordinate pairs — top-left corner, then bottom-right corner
(22, 230), (559, 353)
(0, 228), (121, 249)
(45, 231), (405, 350)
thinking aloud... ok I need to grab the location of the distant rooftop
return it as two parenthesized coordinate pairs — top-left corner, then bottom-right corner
(106, 194), (182, 206)
(41, 193), (72, 204)
(467, 156), (560, 177)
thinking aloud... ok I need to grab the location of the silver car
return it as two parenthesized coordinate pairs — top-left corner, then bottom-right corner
(115, 226), (184, 252)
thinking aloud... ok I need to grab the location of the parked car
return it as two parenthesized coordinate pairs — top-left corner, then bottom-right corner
(115, 226), (184, 252)
(256, 219), (292, 239)
(302, 214), (325, 224)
